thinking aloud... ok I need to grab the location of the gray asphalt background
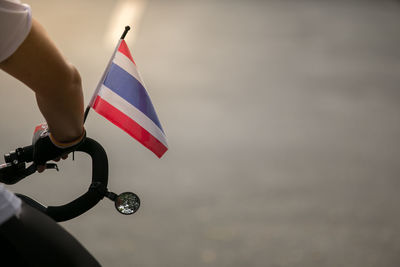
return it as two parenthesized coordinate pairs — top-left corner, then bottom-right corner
(1, 0), (400, 266)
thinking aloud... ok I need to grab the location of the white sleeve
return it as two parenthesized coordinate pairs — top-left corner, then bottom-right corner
(0, 0), (29, 224)
(0, 0), (32, 62)
(0, 184), (21, 225)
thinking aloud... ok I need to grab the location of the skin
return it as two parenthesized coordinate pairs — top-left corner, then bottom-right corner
(0, 19), (84, 172)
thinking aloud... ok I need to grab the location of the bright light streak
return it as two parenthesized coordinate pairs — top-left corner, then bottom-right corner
(104, 0), (147, 48)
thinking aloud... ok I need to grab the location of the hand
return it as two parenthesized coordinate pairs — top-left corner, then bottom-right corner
(32, 123), (85, 173)
(37, 154), (68, 173)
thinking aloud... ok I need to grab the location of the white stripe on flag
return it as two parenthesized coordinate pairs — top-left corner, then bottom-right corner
(98, 85), (168, 147)
(113, 51), (144, 87)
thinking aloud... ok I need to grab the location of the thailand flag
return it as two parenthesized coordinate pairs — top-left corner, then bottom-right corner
(90, 39), (168, 158)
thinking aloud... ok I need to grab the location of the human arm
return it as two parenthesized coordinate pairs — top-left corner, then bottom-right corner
(0, 18), (84, 143)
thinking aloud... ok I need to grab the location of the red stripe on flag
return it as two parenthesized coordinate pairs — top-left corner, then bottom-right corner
(92, 96), (167, 158)
(118, 40), (136, 65)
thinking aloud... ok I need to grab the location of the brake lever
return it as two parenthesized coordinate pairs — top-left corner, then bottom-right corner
(21, 162), (58, 176)
(45, 163), (59, 171)
(0, 162), (59, 185)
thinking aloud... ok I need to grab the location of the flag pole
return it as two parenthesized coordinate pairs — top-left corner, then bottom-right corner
(83, 26), (131, 124)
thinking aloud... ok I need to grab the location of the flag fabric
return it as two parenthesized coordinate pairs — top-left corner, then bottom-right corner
(90, 40), (168, 158)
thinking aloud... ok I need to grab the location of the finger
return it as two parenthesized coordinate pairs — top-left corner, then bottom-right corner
(37, 165), (46, 173)
(54, 157), (61, 162)
(61, 154), (68, 160)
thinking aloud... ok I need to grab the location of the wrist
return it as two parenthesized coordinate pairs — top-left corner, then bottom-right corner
(49, 127), (86, 148)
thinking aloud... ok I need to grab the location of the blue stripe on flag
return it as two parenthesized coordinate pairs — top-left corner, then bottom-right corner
(103, 63), (163, 132)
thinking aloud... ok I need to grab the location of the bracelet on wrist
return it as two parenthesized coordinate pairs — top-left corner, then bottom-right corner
(49, 128), (86, 148)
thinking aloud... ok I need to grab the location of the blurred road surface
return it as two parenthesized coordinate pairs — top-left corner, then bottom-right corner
(1, 0), (400, 266)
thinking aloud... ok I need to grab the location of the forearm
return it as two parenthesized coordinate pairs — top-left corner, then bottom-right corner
(0, 19), (84, 142)
(35, 66), (84, 142)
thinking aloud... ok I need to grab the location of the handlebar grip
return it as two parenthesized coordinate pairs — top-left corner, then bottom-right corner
(21, 145), (34, 163)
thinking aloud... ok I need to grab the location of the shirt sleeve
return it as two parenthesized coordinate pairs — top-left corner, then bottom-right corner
(0, 0), (32, 63)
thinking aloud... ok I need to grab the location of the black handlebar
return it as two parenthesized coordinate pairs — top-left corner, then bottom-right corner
(46, 138), (109, 221)
(4, 138), (110, 222)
